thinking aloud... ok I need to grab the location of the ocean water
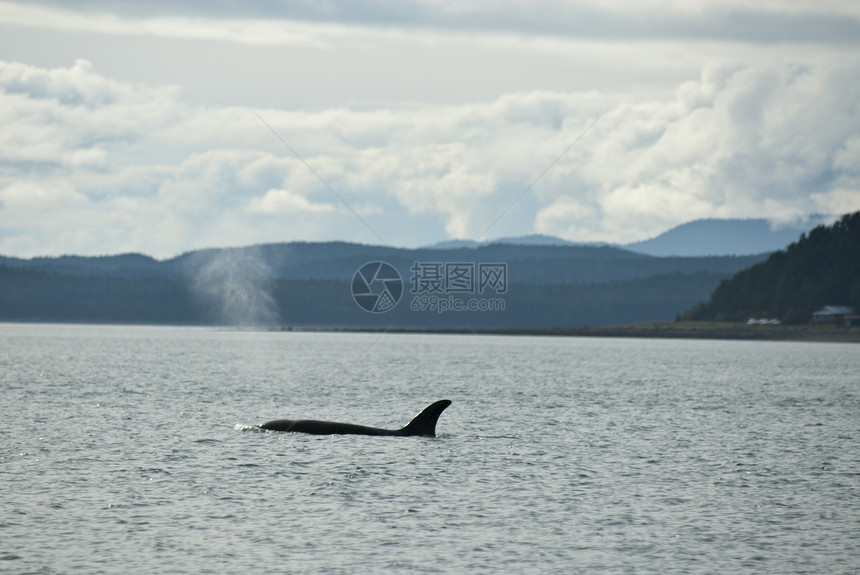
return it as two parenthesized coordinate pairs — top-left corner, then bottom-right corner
(1, 323), (858, 574)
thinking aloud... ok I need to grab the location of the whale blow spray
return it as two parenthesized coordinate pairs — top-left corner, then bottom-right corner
(192, 246), (279, 327)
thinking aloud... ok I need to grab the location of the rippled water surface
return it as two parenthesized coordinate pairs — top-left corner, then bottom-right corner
(1, 324), (858, 573)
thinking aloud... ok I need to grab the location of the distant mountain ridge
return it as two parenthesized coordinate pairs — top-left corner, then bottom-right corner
(428, 234), (595, 249)
(427, 217), (825, 256)
(2, 214), (840, 328)
(0, 242), (764, 285)
(1, 240), (766, 328)
(624, 216), (829, 256)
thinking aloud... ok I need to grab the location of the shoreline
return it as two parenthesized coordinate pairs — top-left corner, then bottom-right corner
(4, 320), (859, 343)
(505, 323), (860, 343)
(288, 322), (860, 343)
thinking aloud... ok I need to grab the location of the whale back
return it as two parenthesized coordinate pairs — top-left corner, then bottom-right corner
(259, 400), (452, 437)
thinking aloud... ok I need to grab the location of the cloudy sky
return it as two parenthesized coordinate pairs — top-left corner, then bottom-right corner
(2, 0), (859, 258)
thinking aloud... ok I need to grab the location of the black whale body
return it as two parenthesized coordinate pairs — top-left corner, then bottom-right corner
(260, 400), (451, 437)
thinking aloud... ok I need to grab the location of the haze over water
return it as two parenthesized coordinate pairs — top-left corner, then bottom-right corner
(1, 324), (858, 573)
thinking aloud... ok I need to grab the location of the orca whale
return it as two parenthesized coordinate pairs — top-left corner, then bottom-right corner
(260, 399), (451, 437)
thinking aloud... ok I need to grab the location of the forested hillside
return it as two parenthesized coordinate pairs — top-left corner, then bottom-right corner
(0, 243), (764, 284)
(0, 235), (780, 328)
(682, 212), (860, 323)
(0, 264), (728, 329)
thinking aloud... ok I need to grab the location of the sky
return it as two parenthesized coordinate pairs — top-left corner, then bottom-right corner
(1, 0), (859, 259)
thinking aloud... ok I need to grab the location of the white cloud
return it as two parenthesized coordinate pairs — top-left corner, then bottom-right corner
(5, 1), (860, 47)
(553, 61), (860, 242)
(0, 179), (88, 211)
(248, 189), (337, 215)
(833, 135), (860, 173)
(0, 58), (179, 167)
(1, 58), (859, 257)
(0, 2), (353, 48)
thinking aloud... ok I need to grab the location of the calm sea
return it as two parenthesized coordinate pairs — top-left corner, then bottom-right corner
(1, 324), (858, 574)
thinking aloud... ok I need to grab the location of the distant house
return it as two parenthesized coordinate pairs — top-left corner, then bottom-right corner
(811, 305), (855, 324)
(746, 318), (781, 325)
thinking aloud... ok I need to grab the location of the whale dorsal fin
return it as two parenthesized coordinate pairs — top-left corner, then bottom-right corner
(398, 400), (452, 437)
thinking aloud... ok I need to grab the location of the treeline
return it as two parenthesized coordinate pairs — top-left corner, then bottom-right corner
(0, 265), (729, 329)
(0, 266), (198, 324)
(682, 212), (860, 323)
(0, 243), (767, 285)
